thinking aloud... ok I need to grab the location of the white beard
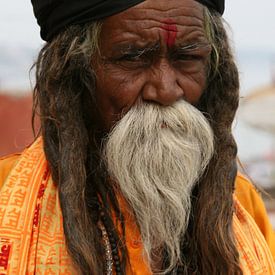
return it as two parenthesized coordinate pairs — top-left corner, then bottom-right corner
(103, 100), (214, 273)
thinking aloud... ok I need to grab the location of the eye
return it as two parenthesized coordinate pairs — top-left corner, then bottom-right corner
(112, 50), (153, 69)
(118, 52), (143, 62)
(175, 54), (202, 61)
(170, 51), (208, 73)
(171, 50), (203, 62)
(170, 43), (211, 63)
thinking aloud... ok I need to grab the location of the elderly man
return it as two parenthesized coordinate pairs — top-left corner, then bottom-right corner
(0, 0), (275, 274)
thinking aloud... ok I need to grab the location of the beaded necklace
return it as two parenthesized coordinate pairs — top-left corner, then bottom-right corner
(98, 206), (123, 275)
(97, 205), (185, 275)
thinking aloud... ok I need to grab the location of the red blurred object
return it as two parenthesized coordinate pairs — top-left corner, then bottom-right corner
(0, 93), (39, 157)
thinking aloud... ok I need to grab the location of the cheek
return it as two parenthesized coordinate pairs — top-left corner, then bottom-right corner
(176, 65), (207, 104)
(181, 77), (206, 104)
(95, 66), (145, 129)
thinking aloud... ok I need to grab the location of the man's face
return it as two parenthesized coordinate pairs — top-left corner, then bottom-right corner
(94, 0), (211, 130)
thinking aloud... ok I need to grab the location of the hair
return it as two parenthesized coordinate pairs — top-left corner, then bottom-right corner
(32, 7), (241, 275)
(181, 8), (242, 274)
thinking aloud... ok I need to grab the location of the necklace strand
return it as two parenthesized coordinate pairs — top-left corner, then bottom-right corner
(98, 205), (184, 275)
(99, 206), (123, 275)
(98, 220), (113, 275)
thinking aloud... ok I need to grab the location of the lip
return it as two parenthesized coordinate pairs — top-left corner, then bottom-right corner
(161, 122), (168, 128)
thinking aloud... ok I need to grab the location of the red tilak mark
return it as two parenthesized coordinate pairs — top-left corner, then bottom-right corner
(161, 19), (178, 47)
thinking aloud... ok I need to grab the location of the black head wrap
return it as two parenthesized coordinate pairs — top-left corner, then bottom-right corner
(31, 0), (225, 42)
(197, 0), (224, 14)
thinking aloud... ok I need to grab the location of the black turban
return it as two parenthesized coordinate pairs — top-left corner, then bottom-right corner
(31, 0), (225, 42)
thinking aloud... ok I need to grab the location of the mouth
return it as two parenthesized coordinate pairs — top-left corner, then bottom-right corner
(161, 122), (168, 129)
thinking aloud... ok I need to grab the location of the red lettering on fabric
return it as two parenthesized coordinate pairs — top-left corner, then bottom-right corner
(0, 244), (11, 270)
(38, 183), (46, 199)
(42, 167), (49, 181)
(33, 204), (40, 227)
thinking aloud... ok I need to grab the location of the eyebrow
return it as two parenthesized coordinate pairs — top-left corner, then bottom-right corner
(112, 41), (210, 53)
(113, 43), (160, 54)
(108, 41), (211, 63)
(176, 42), (211, 52)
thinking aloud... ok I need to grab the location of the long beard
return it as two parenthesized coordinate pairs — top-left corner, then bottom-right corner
(103, 100), (214, 273)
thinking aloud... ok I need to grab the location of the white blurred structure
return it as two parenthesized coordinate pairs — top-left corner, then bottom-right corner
(241, 85), (275, 134)
(239, 82), (275, 228)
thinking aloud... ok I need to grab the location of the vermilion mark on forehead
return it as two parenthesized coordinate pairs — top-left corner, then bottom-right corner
(161, 19), (178, 47)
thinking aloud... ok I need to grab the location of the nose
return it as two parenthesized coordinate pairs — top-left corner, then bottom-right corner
(142, 59), (184, 106)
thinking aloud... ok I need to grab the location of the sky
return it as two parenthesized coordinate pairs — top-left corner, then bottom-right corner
(0, 0), (275, 51)
(0, 0), (274, 163)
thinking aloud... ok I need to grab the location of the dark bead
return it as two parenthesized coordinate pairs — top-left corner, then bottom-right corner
(101, 216), (107, 222)
(109, 236), (115, 243)
(116, 272), (122, 275)
(111, 242), (117, 248)
(106, 226), (113, 233)
(115, 265), (121, 271)
(100, 211), (105, 217)
(107, 230), (113, 236)
(111, 244), (118, 249)
(114, 260), (120, 266)
(113, 254), (119, 261)
(110, 242), (116, 249)
(112, 250), (119, 256)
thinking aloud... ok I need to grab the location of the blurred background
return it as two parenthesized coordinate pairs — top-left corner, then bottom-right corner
(0, 1), (274, 226)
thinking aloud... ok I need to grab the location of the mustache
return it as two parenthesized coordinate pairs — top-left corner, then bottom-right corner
(106, 100), (214, 169)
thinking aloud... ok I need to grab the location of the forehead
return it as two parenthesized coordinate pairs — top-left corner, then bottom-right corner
(100, 0), (205, 47)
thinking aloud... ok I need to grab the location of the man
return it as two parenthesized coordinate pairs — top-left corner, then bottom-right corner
(0, 0), (274, 274)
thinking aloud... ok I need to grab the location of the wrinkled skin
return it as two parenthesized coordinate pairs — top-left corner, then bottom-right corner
(94, 0), (211, 130)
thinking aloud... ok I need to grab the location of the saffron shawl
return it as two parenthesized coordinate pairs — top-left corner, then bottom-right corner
(0, 138), (274, 274)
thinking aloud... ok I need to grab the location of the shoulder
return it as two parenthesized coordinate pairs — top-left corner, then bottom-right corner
(0, 153), (21, 190)
(235, 172), (275, 262)
(235, 172), (259, 217)
(234, 197), (275, 272)
(235, 172), (270, 223)
(235, 172), (269, 226)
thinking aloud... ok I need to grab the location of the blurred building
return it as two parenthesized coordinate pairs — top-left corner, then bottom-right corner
(0, 93), (36, 157)
(238, 83), (275, 227)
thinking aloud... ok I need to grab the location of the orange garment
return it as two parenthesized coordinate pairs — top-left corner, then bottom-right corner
(0, 138), (274, 274)
(0, 139), (76, 274)
(235, 173), (275, 262)
(234, 197), (275, 274)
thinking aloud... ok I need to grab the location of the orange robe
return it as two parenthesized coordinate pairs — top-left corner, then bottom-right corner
(0, 138), (274, 274)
